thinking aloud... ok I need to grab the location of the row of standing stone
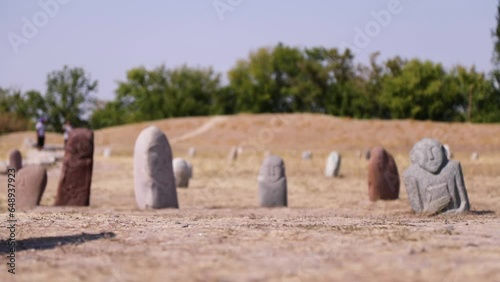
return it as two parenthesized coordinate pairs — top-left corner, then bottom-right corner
(134, 126), (470, 215)
(10, 125), (471, 216)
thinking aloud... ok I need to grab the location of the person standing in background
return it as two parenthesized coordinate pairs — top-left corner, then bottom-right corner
(63, 120), (72, 148)
(36, 118), (46, 150)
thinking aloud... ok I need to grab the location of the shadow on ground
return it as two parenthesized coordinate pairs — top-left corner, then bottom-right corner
(0, 232), (116, 254)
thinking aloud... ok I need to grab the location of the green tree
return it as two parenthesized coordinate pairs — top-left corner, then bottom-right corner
(378, 59), (466, 121)
(44, 66), (98, 132)
(90, 64), (222, 129)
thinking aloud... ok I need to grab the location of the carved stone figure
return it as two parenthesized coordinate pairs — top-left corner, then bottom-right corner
(404, 138), (470, 215)
(258, 155), (287, 207)
(133, 126), (178, 209)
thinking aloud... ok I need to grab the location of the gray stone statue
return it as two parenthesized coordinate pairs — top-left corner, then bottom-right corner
(404, 138), (470, 215)
(173, 157), (190, 188)
(258, 155), (287, 207)
(324, 151), (341, 177)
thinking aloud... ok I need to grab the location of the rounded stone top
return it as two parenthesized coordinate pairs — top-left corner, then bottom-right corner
(173, 157), (189, 170)
(259, 155), (285, 182)
(409, 138), (447, 174)
(67, 128), (94, 159)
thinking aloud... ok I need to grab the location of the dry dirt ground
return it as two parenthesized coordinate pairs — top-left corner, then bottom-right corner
(0, 113), (499, 282)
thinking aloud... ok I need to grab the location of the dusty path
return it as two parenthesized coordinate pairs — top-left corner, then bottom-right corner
(170, 116), (228, 144)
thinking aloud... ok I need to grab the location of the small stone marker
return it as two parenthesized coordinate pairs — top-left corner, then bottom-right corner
(364, 148), (371, 160)
(55, 128), (94, 206)
(471, 152), (479, 161)
(258, 155), (287, 207)
(228, 146), (238, 162)
(188, 147), (196, 157)
(173, 158), (190, 188)
(8, 149), (22, 170)
(302, 151), (312, 160)
(404, 138), (470, 215)
(325, 151), (341, 177)
(133, 126), (178, 209)
(368, 147), (400, 201)
(103, 147), (111, 158)
(16, 165), (47, 209)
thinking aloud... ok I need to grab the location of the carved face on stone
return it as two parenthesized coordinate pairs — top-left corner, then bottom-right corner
(410, 138), (446, 174)
(259, 155), (285, 182)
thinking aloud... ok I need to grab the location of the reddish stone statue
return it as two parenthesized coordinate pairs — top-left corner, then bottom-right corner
(55, 128), (94, 206)
(368, 147), (400, 201)
(8, 149), (22, 170)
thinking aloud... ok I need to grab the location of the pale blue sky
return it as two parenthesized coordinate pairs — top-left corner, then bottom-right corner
(0, 0), (497, 100)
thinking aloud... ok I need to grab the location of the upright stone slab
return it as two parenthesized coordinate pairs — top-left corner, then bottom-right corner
(228, 146), (238, 163)
(364, 148), (371, 160)
(8, 149), (22, 170)
(173, 158), (190, 188)
(258, 155), (287, 207)
(368, 147), (400, 201)
(55, 128), (94, 206)
(16, 165), (47, 209)
(325, 151), (341, 177)
(404, 138), (470, 215)
(133, 126), (178, 209)
(302, 151), (312, 160)
(471, 152), (479, 161)
(103, 147), (111, 158)
(188, 147), (196, 157)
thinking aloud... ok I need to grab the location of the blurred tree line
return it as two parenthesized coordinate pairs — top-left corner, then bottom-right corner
(1, 4), (500, 133)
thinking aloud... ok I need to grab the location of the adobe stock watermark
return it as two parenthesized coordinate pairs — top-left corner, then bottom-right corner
(213, 0), (243, 21)
(340, 0), (412, 55)
(7, 0), (72, 54)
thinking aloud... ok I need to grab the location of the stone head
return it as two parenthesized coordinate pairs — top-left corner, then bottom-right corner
(259, 155), (285, 182)
(409, 138), (447, 174)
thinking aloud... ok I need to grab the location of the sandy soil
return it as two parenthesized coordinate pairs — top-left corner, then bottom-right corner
(0, 114), (499, 282)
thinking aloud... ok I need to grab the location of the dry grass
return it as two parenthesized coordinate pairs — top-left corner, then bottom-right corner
(0, 113), (499, 282)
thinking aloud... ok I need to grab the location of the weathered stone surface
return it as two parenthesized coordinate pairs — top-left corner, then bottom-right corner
(133, 126), (178, 209)
(404, 138), (470, 215)
(228, 146), (238, 162)
(302, 151), (312, 160)
(173, 158), (190, 188)
(258, 155), (287, 207)
(55, 128), (94, 206)
(16, 165), (47, 209)
(188, 147), (196, 157)
(368, 147), (400, 201)
(8, 149), (22, 170)
(325, 151), (341, 177)
(186, 161), (193, 179)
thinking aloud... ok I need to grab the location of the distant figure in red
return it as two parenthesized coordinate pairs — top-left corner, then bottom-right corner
(62, 120), (73, 148)
(36, 118), (46, 150)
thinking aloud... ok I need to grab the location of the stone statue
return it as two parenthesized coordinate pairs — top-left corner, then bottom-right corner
(404, 138), (470, 215)
(258, 155), (287, 207)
